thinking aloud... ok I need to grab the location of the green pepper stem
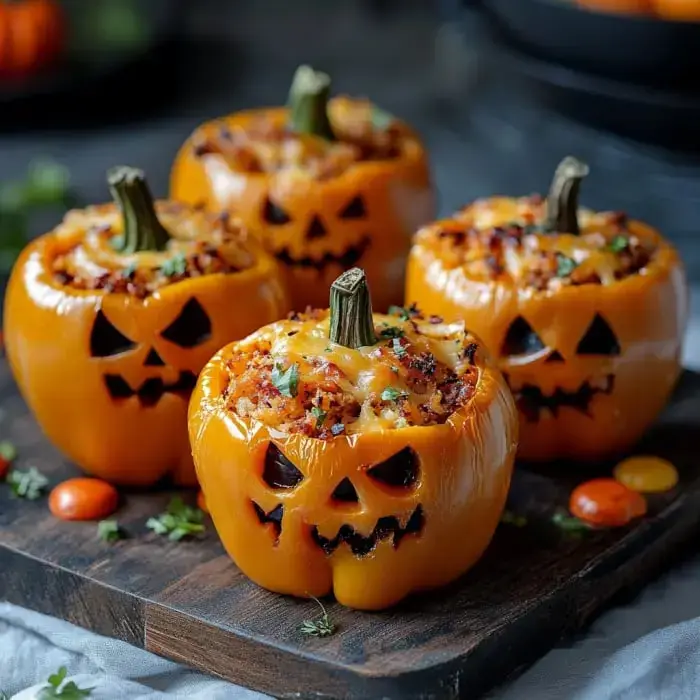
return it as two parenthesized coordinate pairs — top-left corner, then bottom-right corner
(329, 268), (376, 349)
(544, 156), (590, 235)
(287, 65), (336, 141)
(107, 166), (171, 253)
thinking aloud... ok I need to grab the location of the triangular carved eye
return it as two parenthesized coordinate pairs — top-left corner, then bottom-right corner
(262, 197), (291, 225)
(263, 444), (304, 489)
(338, 195), (366, 219)
(500, 317), (545, 356)
(367, 447), (419, 488)
(90, 310), (136, 357)
(576, 314), (620, 356)
(331, 477), (359, 503)
(161, 298), (212, 348)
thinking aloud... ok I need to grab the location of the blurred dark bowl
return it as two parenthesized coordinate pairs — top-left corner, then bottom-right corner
(477, 0), (700, 88)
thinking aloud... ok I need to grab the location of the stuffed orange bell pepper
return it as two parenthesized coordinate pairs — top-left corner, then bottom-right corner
(189, 267), (517, 610)
(170, 65), (435, 312)
(4, 166), (290, 487)
(406, 156), (688, 464)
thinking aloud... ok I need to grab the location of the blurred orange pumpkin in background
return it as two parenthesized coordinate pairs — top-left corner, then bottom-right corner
(575, 0), (652, 14)
(650, 0), (700, 21)
(0, 0), (65, 79)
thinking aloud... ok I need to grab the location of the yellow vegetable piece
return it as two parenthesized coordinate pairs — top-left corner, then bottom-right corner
(613, 456), (679, 494)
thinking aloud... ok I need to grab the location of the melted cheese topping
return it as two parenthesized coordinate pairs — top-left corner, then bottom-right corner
(223, 308), (481, 437)
(415, 196), (656, 291)
(50, 202), (255, 296)
(194, 97), (407, 180)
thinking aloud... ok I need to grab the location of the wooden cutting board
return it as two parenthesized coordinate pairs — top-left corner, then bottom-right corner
(0, 361), (699, 700)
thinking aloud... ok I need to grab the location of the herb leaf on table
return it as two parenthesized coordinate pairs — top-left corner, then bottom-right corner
(146, 497), (206, 541)
(300, 597), (336, 638)
(7, 466), (48, 500)
(37, 665), (94, 698)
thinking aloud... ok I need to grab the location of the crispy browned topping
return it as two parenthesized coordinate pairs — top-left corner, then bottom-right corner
(50, 205), (256, 297)
(222, 307), (480, 438)
(192, 98), (404, 180)
(417, 197), (657, 291)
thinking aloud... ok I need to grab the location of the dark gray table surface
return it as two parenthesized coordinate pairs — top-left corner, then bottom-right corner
(1, 0), (699, 280)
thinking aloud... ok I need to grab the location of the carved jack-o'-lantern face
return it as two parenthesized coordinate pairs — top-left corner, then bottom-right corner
(253, 443), (424, 555)
(189, 280), (518, 610)
(500, 312), (620, 422)
(90, 298), (212, 405)
(405, 159), (687, 463)
(4, 194), (291, 486)
(170, 97), (436, 312)
(260, 194), (372, 276)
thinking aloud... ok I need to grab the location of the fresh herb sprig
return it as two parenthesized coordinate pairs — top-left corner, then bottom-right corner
(98, 519), (125, 543)
(300, 597), (336, 638)
(381, 386), (407, 402)
(500, 510), (527, 527)
(272, 362), (300, 398)
(7, 466), (48, 500)
(160, 252), (187, 277)
(38, 666), (93, 699)
(310, 406), (327, 425)
(146, 497), (205, 541)
(552, 509), (591, 533)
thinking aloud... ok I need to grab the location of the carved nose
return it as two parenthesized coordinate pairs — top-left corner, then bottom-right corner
(144, 348), (165, 366)
(306, 215), (327, 240)
(331, 477), (359, 503)
(546, 350), (565, 363)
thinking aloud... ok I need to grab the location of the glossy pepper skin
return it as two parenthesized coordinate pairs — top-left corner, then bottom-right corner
(170, 65), (435, 313)
(406, 157), (688, 463)
(4, 167), (290, 487)
(189, 268), (517, 611)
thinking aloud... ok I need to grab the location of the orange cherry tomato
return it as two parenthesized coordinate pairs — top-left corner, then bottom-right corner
(576, 0), (653, 14)
(570, 478), (647, 527)
(49, 477), (119, 521)
(196, 489), (208, 513)
(613, 456), (679, 493)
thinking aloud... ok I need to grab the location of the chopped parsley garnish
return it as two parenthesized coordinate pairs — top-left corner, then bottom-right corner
(501, 510), (527, 527)
(310, 406), (327, 425)
(552, 509), (590, 533)
(38, 666), (93, 698)
(160, 253), (187, 277)
(299, 597), (336, 637)
(0, 440), (16, 463)
(381, 386), (407, 402)
(388, 305), (410, 321)
(146, 497), (205, 541)
(370, 104), (395, 132)
(379, 325), (404, 339)
(7, 466), (48, 500)
(98, 519), (125, 543)
(391, 338), (407, 358)
(555, 253), (577, 278)
(608, 235), (628, 253)
(330, 423), (345, 436)
(272, 362), (299, 398)
(122, 262), (137, 279)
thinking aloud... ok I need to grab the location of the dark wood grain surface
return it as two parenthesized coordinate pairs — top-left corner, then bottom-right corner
(0, 361), (699, 700)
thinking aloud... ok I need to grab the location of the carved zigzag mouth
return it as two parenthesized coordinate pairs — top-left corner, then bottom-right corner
(311, 505), (425, 557)
(252, 501), (425, 556)
(103, 371), (198, 406)
(273, 236), (371, 271)
(504, 373), (615, 422)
